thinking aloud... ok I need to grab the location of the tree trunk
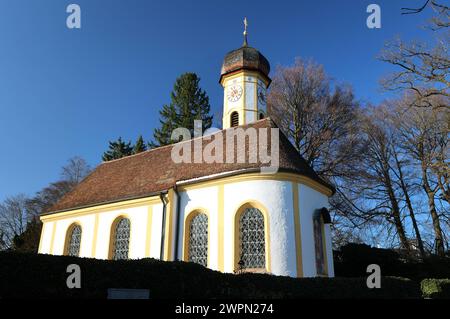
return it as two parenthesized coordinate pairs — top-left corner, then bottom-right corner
(393, 152), (425, 258)
(422, 163), (445, 256)
(385, 174), (411, 251)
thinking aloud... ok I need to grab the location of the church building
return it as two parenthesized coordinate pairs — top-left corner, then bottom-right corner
(38, 24), (335, 278)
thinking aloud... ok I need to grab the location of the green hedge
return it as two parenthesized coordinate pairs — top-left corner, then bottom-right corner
(334, 243), (450, 281)
(0, 252), (421, 299)
(421, 279), (450, 299)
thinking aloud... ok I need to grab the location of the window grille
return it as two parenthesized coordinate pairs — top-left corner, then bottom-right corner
(239, 208), (265, 269)
(230, 111), (239, 127)
(67, 225), (82, 257)
(188, 213), (208, 267)
(112, 218), (131, 260)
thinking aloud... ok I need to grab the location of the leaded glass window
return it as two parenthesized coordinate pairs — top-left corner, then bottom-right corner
(112, 218), (131, 260)
(188, 213), (208, 267)
(313, 216), (326, 276)
(67, 225), (82, 257)
(239, 207), (265, 269)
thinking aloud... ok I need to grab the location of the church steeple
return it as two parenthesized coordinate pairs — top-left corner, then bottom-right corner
(220, 19), (271, 129)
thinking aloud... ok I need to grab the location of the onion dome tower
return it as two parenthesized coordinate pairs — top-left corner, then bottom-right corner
(220, 18), (271, 129)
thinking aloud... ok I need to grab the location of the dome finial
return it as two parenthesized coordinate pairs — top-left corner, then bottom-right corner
(243, 17), (248, 47)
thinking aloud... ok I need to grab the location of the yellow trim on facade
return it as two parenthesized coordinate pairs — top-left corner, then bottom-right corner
(49, 222), (57, 254)
(163, 189), (175, 261)
(38, 222), (45, 254)
(178, 172), (332, 197)
(217, 185), (225, 272)
(40, 196), (161, 222)
(182, 208), (210, 267)
(91, 214), (99, 257)
(144, 205), (153, 257)
(232, 200), (271, 273)
(292, 182), (303, 277)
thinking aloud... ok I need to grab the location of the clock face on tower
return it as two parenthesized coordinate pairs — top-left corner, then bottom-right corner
(257, 86), (266, 106)
(227, 85), (243, 102)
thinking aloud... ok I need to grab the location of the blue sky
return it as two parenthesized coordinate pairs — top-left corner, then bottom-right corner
(0, 0), (436, 201)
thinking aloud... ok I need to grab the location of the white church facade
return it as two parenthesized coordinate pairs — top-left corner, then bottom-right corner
(38, 27), (335, 278)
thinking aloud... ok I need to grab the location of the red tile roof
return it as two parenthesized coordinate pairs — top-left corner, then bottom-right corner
(45, 118), (333, 214)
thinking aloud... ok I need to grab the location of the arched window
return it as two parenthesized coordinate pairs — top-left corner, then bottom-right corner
(230, 111), (239, 127)
(187, 213), (208, 266)
(111, 217), (131, 260)
(238, 207), (265, 270)
(259, 112), (265, 120)
(65, 224), (82, 256)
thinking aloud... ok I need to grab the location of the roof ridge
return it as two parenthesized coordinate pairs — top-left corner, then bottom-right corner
(101, 118), (273, 165)
(101, 142), (175, 165)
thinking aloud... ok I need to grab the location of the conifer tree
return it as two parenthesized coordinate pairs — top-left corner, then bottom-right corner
(149, 73), (213, 148)
(102, 137), (133, 161)
(133, 135), (147, 154)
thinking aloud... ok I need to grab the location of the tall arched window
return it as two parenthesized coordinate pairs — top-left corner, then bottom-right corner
(238, 207), (266, 270)
(313, 208), (331, 276)
(111, 217), (131, 260)
(65, 224), (82, 257)
(187, 213), (208, 267)
(230, 111), (239, 127)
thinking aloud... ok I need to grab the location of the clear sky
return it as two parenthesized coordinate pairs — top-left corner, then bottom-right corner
(0, 0), (436, 201)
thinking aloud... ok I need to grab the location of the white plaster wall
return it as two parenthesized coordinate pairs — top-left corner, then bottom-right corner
(149, 203), (164, 259)
(177, 186), (219, 270)
(51, 214), (96, 257)
(298, 184), (332, 277)
(39, 179), (333, 279)
(94, 206), (148, 259)
(38, 221), (53, 254)
(223, 180), (296, 277)
(40, 202), (165, 261)
(324, 224), (334, 277)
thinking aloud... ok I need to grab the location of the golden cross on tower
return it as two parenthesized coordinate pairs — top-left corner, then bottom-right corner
(243, 17), (248, 46)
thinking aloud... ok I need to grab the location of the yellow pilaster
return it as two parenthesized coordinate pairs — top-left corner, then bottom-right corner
(292, 182), (303, 277)
(145, 205), (153, 257)
(91, 214), (99, 257)
(49, 222), (57, 254)
(164, 189), (175, 261)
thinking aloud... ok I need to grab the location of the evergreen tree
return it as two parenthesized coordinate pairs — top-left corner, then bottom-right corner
(149, 72), (213, 148)
(133, 135), (147, 154)
(102, 137), (133, 161)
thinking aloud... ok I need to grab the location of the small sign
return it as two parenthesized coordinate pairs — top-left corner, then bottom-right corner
(107, 288), (150, 299)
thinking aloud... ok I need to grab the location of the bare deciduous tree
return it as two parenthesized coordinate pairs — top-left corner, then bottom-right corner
(0, 156), (92, 252)
(401, 0), (449, 30)
(353, 106), (412, 252)
(381, 1), (449, 109)
(379, 40), (449, 109)
(0, 194), (31, 249)
(267, 58), (363, 179)
(394, 96), (449, 256)
(61, 156), (91, 185)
